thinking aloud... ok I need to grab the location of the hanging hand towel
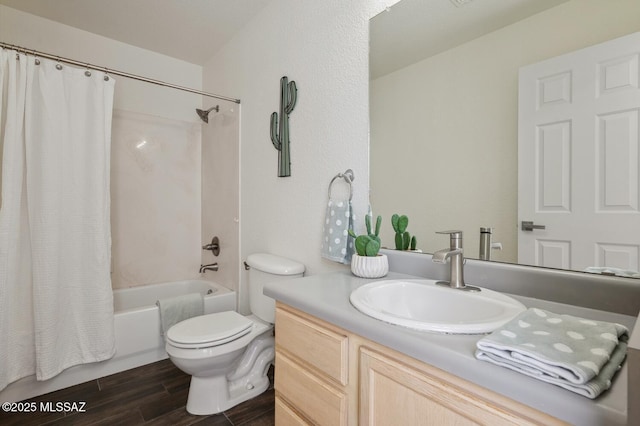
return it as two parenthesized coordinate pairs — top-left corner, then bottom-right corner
(321, 199), (355, 264)
(156, 293), (204, 335)
(475, 308), (628, 398)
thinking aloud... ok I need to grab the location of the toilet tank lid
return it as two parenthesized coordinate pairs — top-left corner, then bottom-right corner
(246, 253), (305, 275)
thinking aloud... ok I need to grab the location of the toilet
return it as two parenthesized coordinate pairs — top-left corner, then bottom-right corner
(165, 253), (304, 415)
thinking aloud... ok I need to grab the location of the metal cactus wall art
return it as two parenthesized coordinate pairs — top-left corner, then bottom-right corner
(270, 76), (297, 177)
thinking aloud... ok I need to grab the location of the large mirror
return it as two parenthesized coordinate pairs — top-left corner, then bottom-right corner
(370, 0), (640, 275)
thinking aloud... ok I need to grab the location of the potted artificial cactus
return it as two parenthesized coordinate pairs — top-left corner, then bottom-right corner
(348, 215), (389, 278)
(391, 214), (417, 251)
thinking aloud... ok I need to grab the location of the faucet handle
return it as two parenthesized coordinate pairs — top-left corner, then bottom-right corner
(436, 230), (462, 237)
(436, 230), (463, 249)
(202, 236), (220, 256)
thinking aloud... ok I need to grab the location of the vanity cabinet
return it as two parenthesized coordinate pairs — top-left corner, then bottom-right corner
(274, 302), (567, 426)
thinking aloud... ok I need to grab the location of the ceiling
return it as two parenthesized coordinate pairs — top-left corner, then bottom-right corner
(370, 0), (568, 79)
(1, 0), (567, 71)
(0, 0), (272, 65)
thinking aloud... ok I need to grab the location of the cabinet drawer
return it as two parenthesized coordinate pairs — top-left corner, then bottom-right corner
(276, 305), (348, 385)
(275, 396), (310, 425)
(277, 351), (348, 426)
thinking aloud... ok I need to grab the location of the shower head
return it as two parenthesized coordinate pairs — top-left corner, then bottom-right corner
(196, 105), (219, 123)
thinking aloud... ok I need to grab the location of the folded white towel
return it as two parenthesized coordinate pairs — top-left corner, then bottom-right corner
(321, 199), (355, 264)
(156, 293), (204, 335)
(475, 308), (628, 398)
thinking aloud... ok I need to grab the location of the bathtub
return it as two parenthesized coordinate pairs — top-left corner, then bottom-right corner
(0, 280), (236, 403)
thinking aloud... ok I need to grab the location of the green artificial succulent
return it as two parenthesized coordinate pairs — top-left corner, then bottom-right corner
(348, 214), (382, 256)
(391, 214), (417, 251)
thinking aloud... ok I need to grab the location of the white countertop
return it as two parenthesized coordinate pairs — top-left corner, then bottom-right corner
(264, 271), (638, 426)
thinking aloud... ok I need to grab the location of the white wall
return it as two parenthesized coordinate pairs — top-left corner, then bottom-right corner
(202, 0), (398, 312)
(371, 0), (640, 261)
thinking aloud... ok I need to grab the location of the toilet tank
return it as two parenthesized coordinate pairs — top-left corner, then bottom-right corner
(246, 253), (305, 323)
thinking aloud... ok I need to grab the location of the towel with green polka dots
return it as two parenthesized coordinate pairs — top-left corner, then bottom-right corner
(475, 308), (628, 398)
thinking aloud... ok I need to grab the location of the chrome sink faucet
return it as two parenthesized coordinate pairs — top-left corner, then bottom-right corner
(432, 230), (479, 292)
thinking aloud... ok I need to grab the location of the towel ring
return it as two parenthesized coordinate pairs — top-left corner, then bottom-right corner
(328, 169), (355, 201)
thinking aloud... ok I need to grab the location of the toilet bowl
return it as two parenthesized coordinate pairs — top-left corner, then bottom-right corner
(165, 253), (304, 415)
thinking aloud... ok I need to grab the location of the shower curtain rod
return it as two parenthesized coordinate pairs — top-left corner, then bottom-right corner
(0, 41), (241, 104)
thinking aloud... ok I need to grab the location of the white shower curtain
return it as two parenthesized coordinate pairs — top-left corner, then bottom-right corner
(0, 49), (116, 391)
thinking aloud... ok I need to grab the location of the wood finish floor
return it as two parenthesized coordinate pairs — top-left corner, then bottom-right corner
(0, 359), (275, 426)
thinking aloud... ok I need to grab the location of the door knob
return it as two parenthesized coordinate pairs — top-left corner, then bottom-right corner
(521, 221), (546, 231)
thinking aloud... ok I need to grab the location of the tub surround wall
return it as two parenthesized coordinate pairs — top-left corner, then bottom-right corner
(201, 103), (241, 294)
(111, 111), (202, 288)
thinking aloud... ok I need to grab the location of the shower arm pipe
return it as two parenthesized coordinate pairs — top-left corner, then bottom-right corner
(0, 41), (241, 104)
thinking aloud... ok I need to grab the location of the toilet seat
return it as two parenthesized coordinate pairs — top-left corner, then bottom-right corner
(167, 311), (253, 349)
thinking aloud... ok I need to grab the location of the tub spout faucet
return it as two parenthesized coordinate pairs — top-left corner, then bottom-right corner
(432, 230), (479, 292)
(199, 263), (219, 273)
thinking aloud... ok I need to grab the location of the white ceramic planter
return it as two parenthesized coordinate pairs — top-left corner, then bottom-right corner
(350, 254), (389, 278)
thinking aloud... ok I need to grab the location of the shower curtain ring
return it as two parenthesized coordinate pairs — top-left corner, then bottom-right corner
(33, 49), (40, 65)
(103, 67), (110, 81)
(84, 63), (92, 77)
(55, 57), (62, 70)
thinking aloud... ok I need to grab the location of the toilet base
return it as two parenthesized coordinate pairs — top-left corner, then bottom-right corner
(184, 334), (275, 415)
(186, 373), (270, 415)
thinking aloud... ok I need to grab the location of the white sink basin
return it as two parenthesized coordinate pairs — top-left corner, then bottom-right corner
(350, 279), (526, 334)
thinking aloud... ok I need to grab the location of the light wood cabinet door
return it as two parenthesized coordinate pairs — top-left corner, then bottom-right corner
(359, 346), (565, 426)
